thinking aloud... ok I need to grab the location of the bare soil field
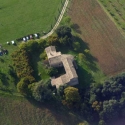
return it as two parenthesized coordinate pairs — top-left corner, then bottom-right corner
(68, 0), (125, 75)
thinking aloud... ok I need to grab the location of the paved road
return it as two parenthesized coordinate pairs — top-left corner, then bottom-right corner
(41, 0), (69, 39)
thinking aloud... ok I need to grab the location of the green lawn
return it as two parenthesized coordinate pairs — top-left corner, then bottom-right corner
(0, 0), (65, 94)
(0, 0), (64, 43)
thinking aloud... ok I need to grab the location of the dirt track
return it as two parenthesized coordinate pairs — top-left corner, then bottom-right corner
(41, 0), (69, 39)
(68, 0), (125, 75)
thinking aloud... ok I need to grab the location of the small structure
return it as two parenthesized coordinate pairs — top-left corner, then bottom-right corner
(45, 46), (79, 88)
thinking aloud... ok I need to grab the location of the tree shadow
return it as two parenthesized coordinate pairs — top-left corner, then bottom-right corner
(0, 58), (4, 63)
(72, 35), (99, 72)
(76, 65), (94, 89)
(30, 52), (41, 81)
(72, 35), (89, 52)
(72, 24), (82, 34)
(8, 65), (19, 86)
(0, 72), (9, 86)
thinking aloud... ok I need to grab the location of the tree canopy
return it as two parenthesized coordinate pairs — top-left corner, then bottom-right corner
(62, 87), (81, 108)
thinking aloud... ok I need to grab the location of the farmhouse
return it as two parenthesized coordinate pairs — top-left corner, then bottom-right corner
(45, 46), (79, 88)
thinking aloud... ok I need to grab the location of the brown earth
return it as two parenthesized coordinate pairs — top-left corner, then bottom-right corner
(68, 0), (125, 75)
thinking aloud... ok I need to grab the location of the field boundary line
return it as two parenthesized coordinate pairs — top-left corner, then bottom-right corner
(41, 0), (69, 39)
(96, 0), (125, 38)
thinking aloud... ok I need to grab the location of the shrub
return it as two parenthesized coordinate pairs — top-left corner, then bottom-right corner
(84, 49), (90, 53)
(17, 77), (31, 96)
(31, 81), (53, 102)
(45, 67), (58, 76)
(72, 42), (80, 51)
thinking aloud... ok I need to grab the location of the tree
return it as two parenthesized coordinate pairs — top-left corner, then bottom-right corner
(48, 35), (59, 45)
(62, 87), (81, 108)
(31, 81), (52, 102)
(38, 39), (47, 50)
(99, 100), (119, 122)
(78, 53), (85, 65)
(17, 77), (30, 96)
(56, 25), (72, 38)
(19, 40), (39, 53)
(92, 101), (102, 112)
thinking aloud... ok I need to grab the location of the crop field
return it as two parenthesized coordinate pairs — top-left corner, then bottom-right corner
(0, 95), (81, 125)
(0, 0), (64, 43)
(68, 0), (125, 75)
(98, 0), (125, 32)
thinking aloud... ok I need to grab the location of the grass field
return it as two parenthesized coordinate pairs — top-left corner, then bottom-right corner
(98, 0), (125, 32)
(68, 0), (125, 75)
(0, 0), (64, 43)
(0, 0), (65, 93)
(0, 95), (82, 125)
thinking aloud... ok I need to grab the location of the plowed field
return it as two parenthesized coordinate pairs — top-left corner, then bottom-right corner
(68, 0), (125, 75)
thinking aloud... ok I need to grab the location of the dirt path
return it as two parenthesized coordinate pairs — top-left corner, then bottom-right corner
(68, 0), (125, 75)
(41, 0), (69, 39)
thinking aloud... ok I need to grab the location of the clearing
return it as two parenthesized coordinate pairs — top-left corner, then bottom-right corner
(68, 0), (125, 75)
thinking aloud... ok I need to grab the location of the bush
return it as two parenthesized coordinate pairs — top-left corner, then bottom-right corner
(45, 67), (58, 76)
(78, 53), (85, 64)
(17, 77), (30, 96)
(31, 81), (53, 102)
(40, 51), (47, 60)
(72, 42), (80, 51)
(84, 49), (90, 53)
